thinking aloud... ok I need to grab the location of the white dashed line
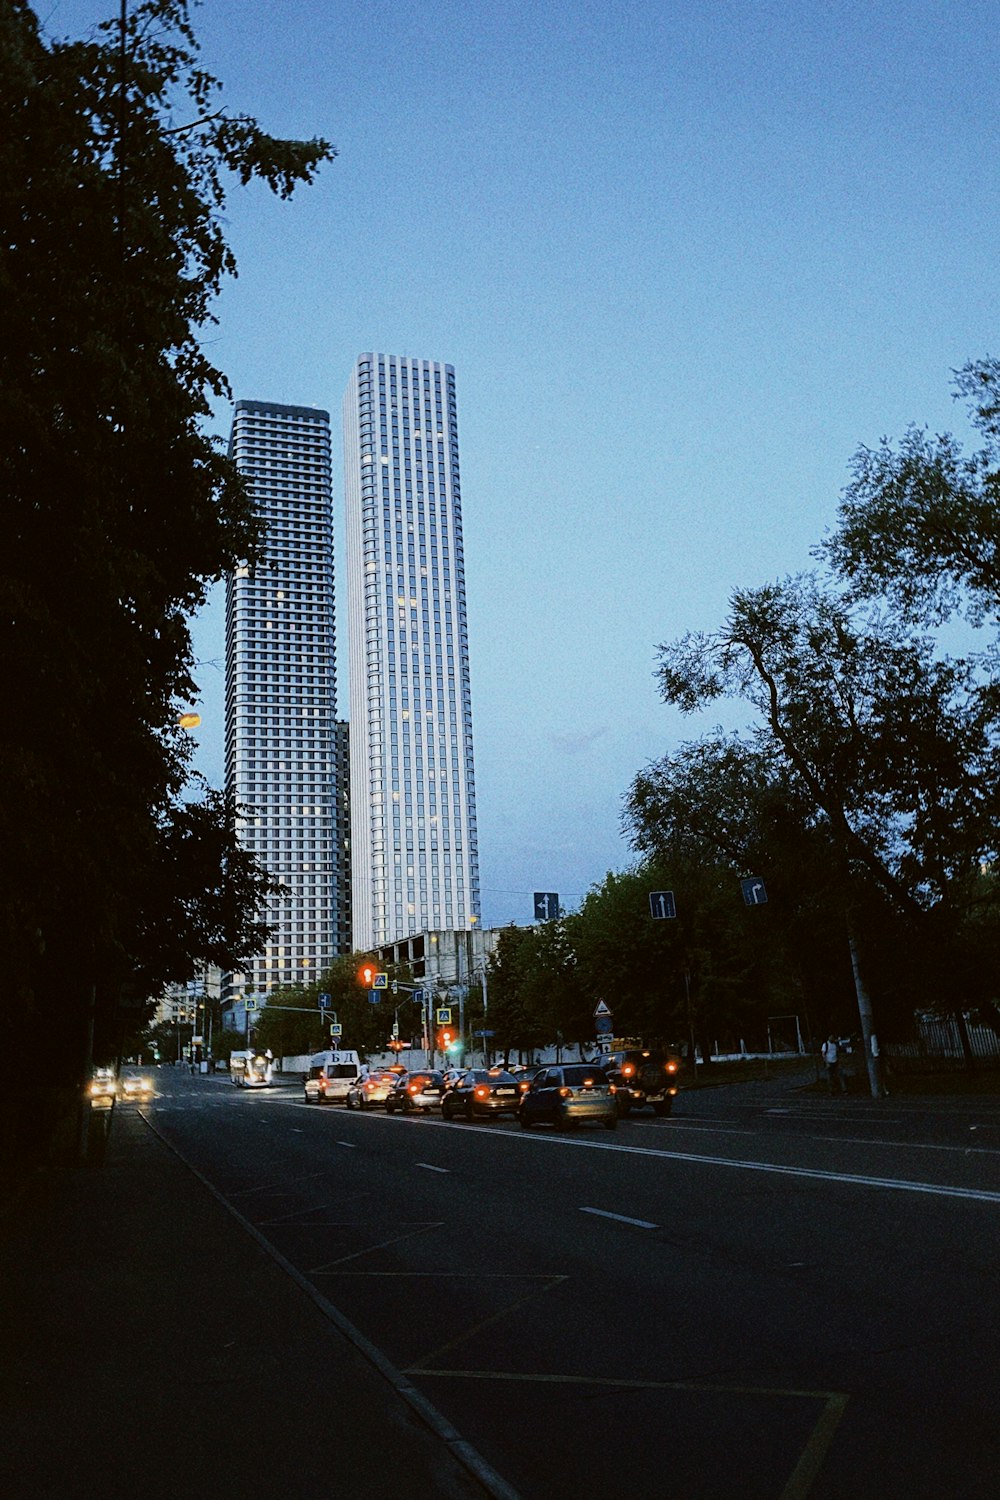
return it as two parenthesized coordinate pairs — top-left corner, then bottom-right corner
(580, 1206), (658, 1230)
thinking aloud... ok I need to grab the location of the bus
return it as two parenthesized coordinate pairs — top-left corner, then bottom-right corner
(230, 1049), (274, 1088)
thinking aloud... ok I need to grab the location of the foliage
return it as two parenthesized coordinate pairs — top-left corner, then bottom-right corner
(627, 362), (1000, 1049)
(0, 0), (334, 1092)
(824, 359), (1000, 628)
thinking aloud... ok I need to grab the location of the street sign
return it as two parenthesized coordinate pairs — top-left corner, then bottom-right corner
(330, 1023), (342, 1038)
(595, 1015), (613, 1035)
(436, 1007), (452, 1025)
(594, 1000), (612, 1017)
(534, 891), (560, 921)
(391, 1020), (399, 1038)
(412, 988), (424, 1004)
(741, 877), (768, 907)
(369, 991), (380, 1005)
(474, 1029), (495, 1038)
(649, 890), (677, 920)
(244, 998), (258, 1011)
(373, 972), (388, 989)
(318, 992), (331, 1009)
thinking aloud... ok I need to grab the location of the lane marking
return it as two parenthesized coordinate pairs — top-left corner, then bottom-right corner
(779, 1392), (849, 1500)
(580, 1206), (658, 1230)
(411, 1276), (568, 1371)
(335, 1140), (358, 1149)
(416, 1162), (450, 1173)
(408, 1367), (848, 1498)
(308, 1222), (445, 1273)
(230, 1171), (329, 1198)
(500, 1129), (1000, 1204)
(258, 1202), (331, 1225)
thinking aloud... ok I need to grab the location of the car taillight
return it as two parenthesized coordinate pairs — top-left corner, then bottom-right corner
(622, 1063), (635, 1077)
(559, 1086), (571, 1098)
(519, 1080), (530, 1092)
(409, 1083), (419, 1093)
(665, 1061), (678, 1074)
(365, 1080), (378, 1090)
(474, 1085), (489, 1099)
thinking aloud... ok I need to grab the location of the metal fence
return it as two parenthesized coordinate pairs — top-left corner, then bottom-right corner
(887, 1017), (1000, 1070)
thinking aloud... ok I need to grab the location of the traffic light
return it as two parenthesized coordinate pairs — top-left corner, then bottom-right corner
(436, 1028), (460, 1054)
(357, 961), (376, 987)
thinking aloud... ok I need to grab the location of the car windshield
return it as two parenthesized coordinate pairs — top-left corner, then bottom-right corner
(408, 1073), (443, 1086)
(562, 1066), (606, 1086)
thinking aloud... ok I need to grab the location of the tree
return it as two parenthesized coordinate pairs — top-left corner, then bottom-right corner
(0, 0), (334, 1163)
(485, 927), (551, 1061)
(825, 359), (1000, 628)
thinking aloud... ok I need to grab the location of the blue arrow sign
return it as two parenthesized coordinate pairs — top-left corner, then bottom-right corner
(649, 890), (677, 920)
(318, 993), (331, 1010)
(534, 891), (560, 921)
(741, 877), (768, 907)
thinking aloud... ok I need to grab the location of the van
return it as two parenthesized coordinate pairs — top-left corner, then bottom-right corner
(303, 1050), (362, 1105)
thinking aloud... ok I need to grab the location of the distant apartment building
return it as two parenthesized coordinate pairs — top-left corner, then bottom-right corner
(224, 400), (347, 1004)
(343, 354), (480, 950)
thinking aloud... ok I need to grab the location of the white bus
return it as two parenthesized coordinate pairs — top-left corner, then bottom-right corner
(230, 1049), (274, 1088)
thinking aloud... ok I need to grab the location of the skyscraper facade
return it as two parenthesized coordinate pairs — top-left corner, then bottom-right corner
(225, 400), (345, 1001)
(344, 354), (480, 951)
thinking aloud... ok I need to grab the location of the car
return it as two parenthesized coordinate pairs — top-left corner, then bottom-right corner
(88, 1067), (116, 1108)
(441, 1068), (521, 1121)
(517, 1064), (617, 1131)
(510, 1062), (548, 1096)
(384, 1070), (446, 1113)
(118, 1070), (154, 1102)
(345, 1068), (400, 1109)
(599, 1048), (681, 1116)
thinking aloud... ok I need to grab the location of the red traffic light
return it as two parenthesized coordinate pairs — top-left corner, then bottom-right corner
(357, 962), (376, 987)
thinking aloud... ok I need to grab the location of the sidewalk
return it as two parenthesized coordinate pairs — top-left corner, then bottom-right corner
(0, 1107), (491, 1500)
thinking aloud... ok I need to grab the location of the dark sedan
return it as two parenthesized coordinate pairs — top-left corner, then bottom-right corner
(384, 1070), (446, 1113)
(441, 1068), (521, 1121)
(518, 1063), (617, 1130)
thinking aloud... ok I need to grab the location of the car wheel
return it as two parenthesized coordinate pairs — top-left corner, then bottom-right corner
(616, 1095), (631, 1118)
(604, 1113), (617, 1130)
(652, 1098), (673, 1117)
(465, 1101), (475, 1122)
(518, 1112), (533, 1130)
(385, 1100), (394, 1113)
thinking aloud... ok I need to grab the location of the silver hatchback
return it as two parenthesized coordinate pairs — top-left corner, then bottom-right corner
(517, 1064), (617, 1131)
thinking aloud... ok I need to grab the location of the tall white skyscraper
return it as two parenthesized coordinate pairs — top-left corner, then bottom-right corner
(344, 354), (480, 951)
(225, 400), (346, 1001)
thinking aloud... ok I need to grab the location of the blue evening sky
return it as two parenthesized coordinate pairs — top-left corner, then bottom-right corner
(45, 0), (1000, 926)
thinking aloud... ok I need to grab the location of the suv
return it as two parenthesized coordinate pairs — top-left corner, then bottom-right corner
(601, 1048), (681, 1117)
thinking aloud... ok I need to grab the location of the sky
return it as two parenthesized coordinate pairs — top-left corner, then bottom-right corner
(44, 0), (1000, 927)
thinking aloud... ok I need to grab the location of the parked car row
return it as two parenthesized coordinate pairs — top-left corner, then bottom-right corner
(301, 1054), (681, 1131)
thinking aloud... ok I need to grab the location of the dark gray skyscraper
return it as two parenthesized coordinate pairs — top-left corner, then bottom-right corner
(225, 400), (345, 1003)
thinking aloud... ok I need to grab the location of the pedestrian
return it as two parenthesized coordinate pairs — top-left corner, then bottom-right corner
(821, 1034), (847, 1094)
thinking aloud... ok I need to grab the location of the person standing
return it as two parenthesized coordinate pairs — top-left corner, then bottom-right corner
(822, 1035), (847, 1094)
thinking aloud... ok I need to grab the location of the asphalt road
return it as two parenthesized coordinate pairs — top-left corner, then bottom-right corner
(139, 1072), (1000, 1500)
